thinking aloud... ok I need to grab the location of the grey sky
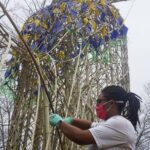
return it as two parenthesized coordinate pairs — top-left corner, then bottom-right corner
(115, 0), (150, 96)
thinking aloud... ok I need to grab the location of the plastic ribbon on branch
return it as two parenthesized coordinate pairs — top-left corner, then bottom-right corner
(5, 0), (128, 78)
(21, 0), (127, 58)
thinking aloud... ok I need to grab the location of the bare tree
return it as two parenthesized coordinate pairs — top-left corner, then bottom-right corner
(0, 78), (14, 150)
(0, 0), (10, 19)
(136, 83), (150, 150)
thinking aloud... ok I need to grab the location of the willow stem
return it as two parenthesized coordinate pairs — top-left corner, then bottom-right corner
(0, 2), (63, 150)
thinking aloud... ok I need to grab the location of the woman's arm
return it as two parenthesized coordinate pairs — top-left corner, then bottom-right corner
(71, 118), (92, 130)
(58, 121), (96, 145)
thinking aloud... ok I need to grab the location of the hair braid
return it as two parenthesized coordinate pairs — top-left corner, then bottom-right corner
(125, 92), (141, 130)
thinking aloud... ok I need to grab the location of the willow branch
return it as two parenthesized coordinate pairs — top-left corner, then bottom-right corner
(0, 1), (54, 114)
(109, 0), (129, 3)
(0, 2), (63, 150)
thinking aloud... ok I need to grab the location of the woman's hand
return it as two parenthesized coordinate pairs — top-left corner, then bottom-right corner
(49, 113), (62, 126)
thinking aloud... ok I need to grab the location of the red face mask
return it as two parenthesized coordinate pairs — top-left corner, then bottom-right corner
(96, 104), (107, 120)
(96, 100), (113, 120)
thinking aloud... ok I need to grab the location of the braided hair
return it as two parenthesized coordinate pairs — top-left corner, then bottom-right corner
(101, 85), (142, 130)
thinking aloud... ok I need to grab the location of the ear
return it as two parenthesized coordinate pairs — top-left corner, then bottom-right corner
(109, 100), (115, 105)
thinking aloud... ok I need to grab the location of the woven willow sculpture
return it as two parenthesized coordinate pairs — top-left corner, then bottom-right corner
(0, 0), (130, 149)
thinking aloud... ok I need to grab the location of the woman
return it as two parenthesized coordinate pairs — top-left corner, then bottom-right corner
(49, 85), (141, 149)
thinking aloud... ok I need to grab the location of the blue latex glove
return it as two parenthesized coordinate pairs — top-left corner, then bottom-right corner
(63, 117), (73, 124)
(49, 113), (62, 127)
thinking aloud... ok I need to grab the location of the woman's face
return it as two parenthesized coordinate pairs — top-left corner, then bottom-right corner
(96, 93), (117, 120)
